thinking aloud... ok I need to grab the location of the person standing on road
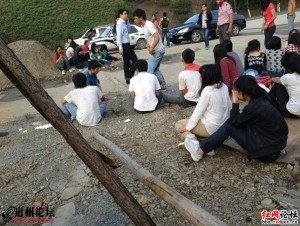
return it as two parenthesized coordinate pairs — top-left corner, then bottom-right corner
(116, 9), (138, 84)
(134, 8), (167, 90)
(159, 12), (170, 47)
(287, 0), (296, 32)
(197, 3), (213, 50)
(261, 0), (277, 48)
(216, 0), (233, 43)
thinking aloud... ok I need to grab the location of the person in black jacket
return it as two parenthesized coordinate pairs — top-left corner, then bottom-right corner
(197, 3), (213, 50)
(184, 75), (288, 163)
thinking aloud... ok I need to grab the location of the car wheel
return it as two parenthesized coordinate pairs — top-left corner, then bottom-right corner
(172, 40), (182, 45)
(136, 38), (146, 49)
(232, 24), (241, 36)
(191, 30), (201, 43)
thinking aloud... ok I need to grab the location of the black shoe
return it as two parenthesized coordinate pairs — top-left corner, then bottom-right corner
(0, 132), (9, 137)
(126, 80), (130, 85)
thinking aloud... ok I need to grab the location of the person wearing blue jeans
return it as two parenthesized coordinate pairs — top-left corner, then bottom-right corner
(264, 25), (276, 49)
(197, 3), (213, 50)
(184, 76), (288, 163)
(287, 0), (296, 32)
(133, 8), (167, 90)
(61, 72), (108, 126)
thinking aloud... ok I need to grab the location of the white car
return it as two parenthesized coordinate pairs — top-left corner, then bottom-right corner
(74, 25), (147, 51)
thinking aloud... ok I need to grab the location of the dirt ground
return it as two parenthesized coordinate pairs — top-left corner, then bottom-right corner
(1, 12), (300, 225)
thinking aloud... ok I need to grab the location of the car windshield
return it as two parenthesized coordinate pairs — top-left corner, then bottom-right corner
(184, 14), (199, 24)
(100, 27), (111, 38)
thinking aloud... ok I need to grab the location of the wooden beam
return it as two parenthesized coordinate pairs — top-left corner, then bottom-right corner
(93, 133), (227, 226)
(0, 38), (155, 226)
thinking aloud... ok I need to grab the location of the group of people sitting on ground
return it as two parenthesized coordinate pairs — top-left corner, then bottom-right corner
(53, 36), (119, 75)
(59, 15), (300, 164)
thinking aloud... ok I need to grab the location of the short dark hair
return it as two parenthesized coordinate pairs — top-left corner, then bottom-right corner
(199, 64), (223, 95)
(72, 73), (87, 89)
(267, 36), (281, 50)
(133, 9), (146, 20)
(288, 33), (300, 46)
(182, 48), (195, 64)
(281, 52), (300, 74)
(163, 12), (167, 17)
(88, 60), (101, 70)
(84, 40), (90, 45)
(136, 59), (148, 72)
(118, 9), (127, 17)
(223, 40), (233, 52)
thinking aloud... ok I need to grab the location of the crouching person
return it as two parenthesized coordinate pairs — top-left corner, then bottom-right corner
(129, 59), (162, 113)
(61, 72), (107, 126)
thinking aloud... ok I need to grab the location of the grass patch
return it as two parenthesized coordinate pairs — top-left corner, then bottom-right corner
(0, 0), (128, 49)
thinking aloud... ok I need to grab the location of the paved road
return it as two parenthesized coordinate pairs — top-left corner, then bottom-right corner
(0, 10), (299, 122)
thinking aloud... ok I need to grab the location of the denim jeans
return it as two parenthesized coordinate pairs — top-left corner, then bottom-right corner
(163, 92), (197, 107)
(62, 101), (107, 120)
(161, 28), (170, 46)
(58, 58), (70, 70)
(201, 28), (209, 48)
(200, 121), (280, 162)
(62, 103), (77, 120)
(147, 50), (167, 89)
(287, 14), (296, 32)
(76, 61), (89, 69)
(264, 25), (276, 48)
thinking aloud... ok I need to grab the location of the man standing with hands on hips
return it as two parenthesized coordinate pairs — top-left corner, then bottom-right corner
(133, 8), (167, 91)
(287, 0), (296, 32)
(116, 9), (138, 84)
(216, 0), (233, 43)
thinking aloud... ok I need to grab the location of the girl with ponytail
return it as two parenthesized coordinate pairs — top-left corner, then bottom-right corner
(184, 75), (288, 163)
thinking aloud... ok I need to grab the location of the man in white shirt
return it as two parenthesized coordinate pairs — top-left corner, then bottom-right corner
(116, 9), (138, 84)
(129, 59), (162, 113)
(133, 8), (167, 91)
(61, 73), (107, 126)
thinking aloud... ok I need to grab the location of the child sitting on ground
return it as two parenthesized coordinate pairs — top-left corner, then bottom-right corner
(162, 48), (201, 107)
(129, 59), (162, 113)
(61, 72), (107, 126)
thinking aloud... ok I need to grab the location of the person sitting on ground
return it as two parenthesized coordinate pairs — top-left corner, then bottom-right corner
(82, 40), (91, 60)
(284, 32), (300, 53)
(65, 36), (79, 66)
(244, 39), (267, 75)
(61, 72), (107, 126)
(53, 46), (73, 75)
(213, 44), (239, 93)
(90, 44), (116, 70)
(162, 48), (201, 107)
(270, 52), (300, 118)
(184, 75), (288, 163)
(98, 44), (119, 62)
(263, 36), (284, 77)
(129, 59), (162, 113)
(223, 40), (244, 75)
(83, 60), (103, 91)
(175, 64), (231, 141)
(285, 29), (299, 48)
(74, 47), (89, 70)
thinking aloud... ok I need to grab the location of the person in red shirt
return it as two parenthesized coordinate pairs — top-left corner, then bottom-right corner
(261, 0), (277, 48)
(53, 46), (72, 75)
(213, 44), (239, 93)
(82, 40), (91, 60)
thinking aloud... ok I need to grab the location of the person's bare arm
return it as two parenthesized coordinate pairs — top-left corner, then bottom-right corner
(272, 77), (282, 84)
(155, 90), (160, 96)
(130, 91), (135, 99)
(228, 13), (233, 34)
(61, 98), (67, 106)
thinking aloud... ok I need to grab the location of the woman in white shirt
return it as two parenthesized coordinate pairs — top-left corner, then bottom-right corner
(270, 52), (300, 118)
(175, 64), (231, 140)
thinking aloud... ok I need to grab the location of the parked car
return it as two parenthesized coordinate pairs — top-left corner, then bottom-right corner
(168, 10), (246, 45)
(74, 25), (147, 51)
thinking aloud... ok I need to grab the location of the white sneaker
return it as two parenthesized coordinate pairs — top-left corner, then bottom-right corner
(184, 138), (202, 162)
(206, 150), (215, 156)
